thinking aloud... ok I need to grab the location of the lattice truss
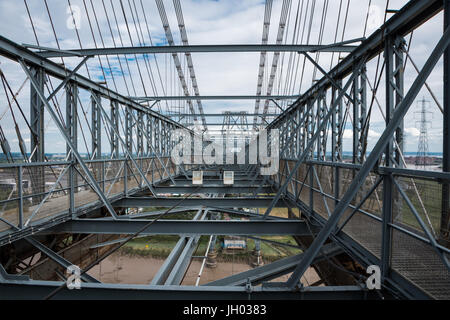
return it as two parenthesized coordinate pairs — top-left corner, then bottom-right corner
(0, 0), (448, 300)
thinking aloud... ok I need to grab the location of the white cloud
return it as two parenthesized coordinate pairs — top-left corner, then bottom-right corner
(405, 127), (420, 137)
(0, 0), (445, 153)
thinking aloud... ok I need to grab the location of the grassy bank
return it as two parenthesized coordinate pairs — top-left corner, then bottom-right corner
(119, 235), (302, 263)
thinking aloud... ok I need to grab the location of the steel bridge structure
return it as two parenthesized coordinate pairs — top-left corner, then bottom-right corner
(0, 0), (449, 300)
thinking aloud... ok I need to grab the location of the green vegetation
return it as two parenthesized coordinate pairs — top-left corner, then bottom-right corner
(119, 235), (302, 263)
(399, 178), (442, 232)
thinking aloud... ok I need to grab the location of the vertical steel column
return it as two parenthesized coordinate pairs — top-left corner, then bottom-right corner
(146, 114), (153, 156)
(352, 64), (367, 164)
(332, 80), (343, 207)
(137, 111), (144, 186)
(441, 0), (450, 248)
(66, 82), (78, 155)
(124, 107), (132, 195)
(155, 118), (161, 156)
(393, 37), (405, 166)
(318, 91), (327, 160)
(164, 120), (168, 158)
(299, 104), (306, 153)
(30, 67), (45, 202)
(66, 81), (78, 216)
(307, 98), (314, 159)
(91, 93), (102, 191)
(110, 100), (119, 158)
(295, 109), (300, 159)
(137, 112), (143, 156)
(125, 107), (133, 154)
(18, 166), (23, 229)
(91, 92), (101, 159)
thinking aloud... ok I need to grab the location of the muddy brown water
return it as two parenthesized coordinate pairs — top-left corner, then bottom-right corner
(87, 252), (320, 285)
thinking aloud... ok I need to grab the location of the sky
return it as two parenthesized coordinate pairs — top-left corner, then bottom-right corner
(0, 0), (446, 155)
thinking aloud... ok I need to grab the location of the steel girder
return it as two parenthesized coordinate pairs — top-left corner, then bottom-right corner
(285, 28), (450, 288)
(205, 243), (341, 286)
(24, 238), (99, 283)
(131, 95), (299, 101)
(33, 43), (360, 58)
(46, 219), (316, 236)
(269, 0), (443, 129)
(440, 0), (450, 248)
(152, 186), (273, 194)
(0, 281), (377, 300)
(0, 36), (184, 129)
(114, 197), (288, 208)
(29, 66), (45, 202)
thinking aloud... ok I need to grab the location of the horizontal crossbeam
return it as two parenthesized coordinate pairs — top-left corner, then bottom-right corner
(205, 243), (341, 286)
(46, 219), (317, 236)
(153, 186), (273, 194)
(0, 281), (376, 300)
(32, 43), (360, 58)
(114, 197), (288, 208)
(131, 95), (299, 101)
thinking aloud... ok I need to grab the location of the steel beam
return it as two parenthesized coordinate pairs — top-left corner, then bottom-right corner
(165, 113), (279, 117)
(441, 0), (450, 247)
(25, 238), (99, 283)
(34, 43), (360, 58)
(131, 95), (299, 101)
(269, 0), (443, 129)
(0, 281), (376, 300)
(20, 60), (120, 220)
(114, 197), (287, 208)
(205, 243), (341, 286)
(29, 66), (45, 202)
(0, 35), (184, 128)
(47, 219), (316, 236)
(153, 186), (272, 194)
(286, 25), (450, 288)
(91, 92), (102, 159)
(151, 208), (207, 285)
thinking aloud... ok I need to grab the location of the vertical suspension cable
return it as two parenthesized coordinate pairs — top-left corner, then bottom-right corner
(253, 0), (273, 129)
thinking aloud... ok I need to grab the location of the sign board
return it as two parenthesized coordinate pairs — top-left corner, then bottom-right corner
(223, 171), (234, 185)
(192, 171), (203, 185)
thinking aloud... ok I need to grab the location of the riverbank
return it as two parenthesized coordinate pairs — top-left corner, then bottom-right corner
(87, 252), (320, 286)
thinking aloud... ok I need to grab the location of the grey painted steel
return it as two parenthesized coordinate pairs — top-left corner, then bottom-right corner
(19, 60), (121, 220)
(263, 58), (367, 219)
(29, 66), (45, 200)
(48, 219), (315, 236)
(35, 43), (360, 58)
(208, 207), (290, 220)
(0, 35), (184, 129)
(0, 281), (375, 300)
(151, 237), (189, 285)
(205, 243), (341, 286)
(131, 95), (300, 101)
(441, 0), (450, 247)
(286, 24), (450, 288)
(165, 113), (279, 117)
(151, 208), (207, 285)
(127, 109), (176, 185)
(153, 186), (273, 194)
(115, 197), (287, 208)
(25, 238), (100, 283)
(269, 0), (443, 129)
(90, 93), (157, 197)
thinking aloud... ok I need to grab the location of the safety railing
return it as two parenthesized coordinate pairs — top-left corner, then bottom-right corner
(0, 156), (178, 234)
(274, 159), (450, 299)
